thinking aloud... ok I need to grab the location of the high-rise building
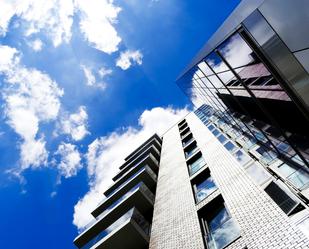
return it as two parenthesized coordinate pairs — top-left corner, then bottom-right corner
(73, 109), (309, 249)
(73, 0), (309, 248)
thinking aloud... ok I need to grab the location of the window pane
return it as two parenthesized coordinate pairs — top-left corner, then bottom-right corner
(207, 218), (240, 249)
(217, 33), (255, 69)
(189, 157), (206, 175)
(212, 129), (220, 136)
(206, 51), (229, 73)
(198, 61), (213, 76)
(224, 141), (236, 152)
(208, 207), (230, 231)
(196, 177), (217, 202)
(217, 134), (227, 143)
(234, 150), (252, 166)
(246, 163), (271, 185)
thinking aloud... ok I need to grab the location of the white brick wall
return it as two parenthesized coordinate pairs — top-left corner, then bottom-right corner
(187, 113), (309, 249)
(149, 124), (204, 249)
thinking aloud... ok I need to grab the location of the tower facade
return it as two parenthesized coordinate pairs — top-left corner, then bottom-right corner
(73, 0), (309, 248)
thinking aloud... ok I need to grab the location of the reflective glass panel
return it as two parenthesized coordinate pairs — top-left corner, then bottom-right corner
(217, 33), (255, 69)
(246, 163), (271, 185)
(212, 129), (220, 136)
(234, 150), (252, 166)
(217, 134), (227, 144)
(195, 176), (217, 202)
(206, 206), (241, 249)
(189, 156), (206, 176)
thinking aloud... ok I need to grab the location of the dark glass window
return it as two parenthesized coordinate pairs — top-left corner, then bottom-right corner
(217, 134), (227, 144)
(224, 141), (236, 152)
(211, 129), (220, 136)
(184, 142), (199, 159)
(264, 181), (300, 215)
(194, 176), (217, 203)
(233, 150), (252, 166)
(188, 154), (206, 176)
(200, 199), (241, 249)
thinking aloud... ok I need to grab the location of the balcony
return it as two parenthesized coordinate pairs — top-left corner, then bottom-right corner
(123, 136), (161, 168)
(74, 208), (150, 249)
(119, 144), (161, 171)
(92, 182), (154, 219)
(113, 152), (159, 182)
(104, 165), (157, 199)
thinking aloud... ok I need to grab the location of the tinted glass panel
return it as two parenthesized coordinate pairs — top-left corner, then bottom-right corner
(234, 150), (252, 166)
(217, 33), (255, 69)
(195, 176), (217, 202)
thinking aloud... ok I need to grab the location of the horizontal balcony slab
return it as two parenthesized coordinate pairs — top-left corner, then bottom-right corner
(75, 208), (149, 249)
(75, 186), (154, 248)
(104, 162), (158, 197)
(100, 166), (156, 210)
(91, 215), (149, 249)
(123, 135), (161, 164)
(112, 152), (159, 182)
(119, 143), (161, 171)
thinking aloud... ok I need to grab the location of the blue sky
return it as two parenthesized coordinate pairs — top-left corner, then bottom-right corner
(0, 0), (240, 248)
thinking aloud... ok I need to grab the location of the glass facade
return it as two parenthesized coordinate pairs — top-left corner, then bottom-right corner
(177, 8), (309, 173)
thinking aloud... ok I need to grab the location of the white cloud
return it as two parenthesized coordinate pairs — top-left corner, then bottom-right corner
(81, 65), (111, 90)
(81, 65), (96, 87)
(0, 0), (74, 47)
(0, 45), (63, 170)
(73, 106), (188, 229)
(98, 67), (112, 78)
(58, 106), (89, 141)
(75, 0), (121, 54)
(55, 142), (82, 178)
(116, 50), (143, 70)
(28, 38), (43, 52)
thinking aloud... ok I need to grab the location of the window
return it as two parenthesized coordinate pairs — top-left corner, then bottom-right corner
(179, 122), (188, 132)
(200, 197), (241, 249)
(182, 133), (194, 147)
(264, 181), (302, 215)
(184, 142), (199, 159)
(217, 134), (227, 144)
(211, 129), (220, 136)
(224, 141), (237, 153)
(180, 126), (190, 138)
(178, 119), (186, 127)
(193, 170), (217, 203)
(233, 150), (252, 166)
(207, 124), (215, 131)
(187, 153), (206, 176)
(278, 163), (309, 190)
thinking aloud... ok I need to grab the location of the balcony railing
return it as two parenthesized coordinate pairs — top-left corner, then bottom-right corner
(96, 183), (143, 221)
(79, 208), (150, 249)
(106, 167), (146, 198)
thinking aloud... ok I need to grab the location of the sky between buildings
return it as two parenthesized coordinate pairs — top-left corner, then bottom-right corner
(0, 0), (240, 248)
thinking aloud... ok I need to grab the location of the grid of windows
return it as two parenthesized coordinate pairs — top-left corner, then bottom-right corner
(178, 119), (241, 249)
(195, 104), (309, 218)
